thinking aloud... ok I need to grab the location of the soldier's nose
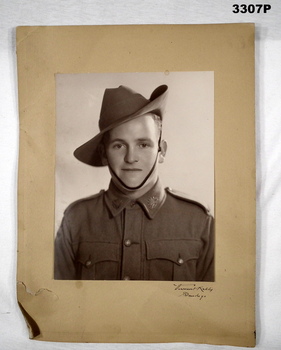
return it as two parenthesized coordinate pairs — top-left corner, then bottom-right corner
(124, 147), (138, 163)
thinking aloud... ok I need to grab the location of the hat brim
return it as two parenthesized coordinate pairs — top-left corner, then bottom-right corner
(74, 85), (168, 167)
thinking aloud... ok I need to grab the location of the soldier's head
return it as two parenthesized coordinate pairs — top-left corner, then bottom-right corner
(74, 85), (168, 193)
(100, 113), (167, 192)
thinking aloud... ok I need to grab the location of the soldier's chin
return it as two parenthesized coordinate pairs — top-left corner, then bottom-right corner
(119, 176), (144, 190)
(112, 173), (147, 191)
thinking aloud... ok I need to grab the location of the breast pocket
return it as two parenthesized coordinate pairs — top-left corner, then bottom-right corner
(76, 242), (120, 280)
(145, 239), (202, 281)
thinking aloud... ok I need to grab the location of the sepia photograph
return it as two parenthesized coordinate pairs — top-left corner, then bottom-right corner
(55, 72), (214, 281)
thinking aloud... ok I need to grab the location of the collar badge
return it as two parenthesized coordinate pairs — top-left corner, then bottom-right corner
(147, 195), (159, 209)
(112, 199), (122, 209)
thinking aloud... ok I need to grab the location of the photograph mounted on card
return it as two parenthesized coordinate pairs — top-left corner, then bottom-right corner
(54, 71), (214, 282)
(17, 24), (255, 346)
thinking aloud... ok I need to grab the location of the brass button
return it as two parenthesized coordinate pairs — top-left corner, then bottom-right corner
(123, 276), (130, 280)
(85, 260), (92, 267)
(178, 258), (184, 265)
(124, 239), (132, 247)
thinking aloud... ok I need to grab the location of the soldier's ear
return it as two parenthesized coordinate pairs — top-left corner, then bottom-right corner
(98, 144), (108, 166)
(158, 139), (167, 164)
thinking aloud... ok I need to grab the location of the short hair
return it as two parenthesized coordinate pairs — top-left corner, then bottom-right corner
(151, 113), (162, 134)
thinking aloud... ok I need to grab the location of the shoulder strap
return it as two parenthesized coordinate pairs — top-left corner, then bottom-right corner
(165, 187), (210, 215)
(65, 190), (105, 212)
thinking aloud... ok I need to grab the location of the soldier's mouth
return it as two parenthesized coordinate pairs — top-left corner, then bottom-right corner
(122, 168), (142, 171)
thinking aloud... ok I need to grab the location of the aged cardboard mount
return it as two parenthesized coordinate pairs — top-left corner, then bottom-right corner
(17, 24), (256, 346)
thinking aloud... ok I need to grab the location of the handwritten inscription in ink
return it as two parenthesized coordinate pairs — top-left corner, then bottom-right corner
(174, 283), (213, 300)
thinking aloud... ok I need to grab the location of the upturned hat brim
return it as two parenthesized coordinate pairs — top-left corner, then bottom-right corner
(74, 85), (168, 167)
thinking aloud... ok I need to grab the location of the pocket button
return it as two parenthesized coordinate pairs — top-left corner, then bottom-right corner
(124, 239), (132, 247)
(85, 260), (92, 267)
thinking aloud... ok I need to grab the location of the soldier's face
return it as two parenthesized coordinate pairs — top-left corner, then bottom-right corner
(104, 114), (161, 189)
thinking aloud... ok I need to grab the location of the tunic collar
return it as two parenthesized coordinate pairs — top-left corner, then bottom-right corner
(104, 178), (166, 219)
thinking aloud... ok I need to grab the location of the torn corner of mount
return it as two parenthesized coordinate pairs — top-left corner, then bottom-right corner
(18, 302), (41, 339)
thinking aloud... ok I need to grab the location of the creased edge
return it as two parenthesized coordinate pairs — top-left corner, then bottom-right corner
(17, 281), (59, 299)
(18, 302), (41, 339)
(16, 26), (41, 47)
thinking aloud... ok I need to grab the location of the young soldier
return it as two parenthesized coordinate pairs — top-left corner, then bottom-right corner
(54, 85), (214, 281)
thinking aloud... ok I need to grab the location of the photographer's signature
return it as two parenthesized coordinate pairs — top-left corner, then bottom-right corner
(174, 283), (213, 300)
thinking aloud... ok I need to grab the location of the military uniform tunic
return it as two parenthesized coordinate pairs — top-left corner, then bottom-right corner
(54, 180), (214, 281)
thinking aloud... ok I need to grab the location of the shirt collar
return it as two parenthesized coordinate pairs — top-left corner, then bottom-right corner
(104, 178), (166, 219)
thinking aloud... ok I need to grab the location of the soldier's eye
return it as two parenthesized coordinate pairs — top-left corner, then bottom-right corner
(139, 143), (150, 149)
(112, 143), (125, 150)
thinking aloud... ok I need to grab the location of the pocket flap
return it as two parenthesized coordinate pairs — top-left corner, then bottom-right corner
(146, 239), (201, 265)
(76, 242), (119, 267)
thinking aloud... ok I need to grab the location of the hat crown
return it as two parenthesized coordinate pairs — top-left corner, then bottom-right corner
(74, 84), (168, 167)
(99, 86), (149, 130)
